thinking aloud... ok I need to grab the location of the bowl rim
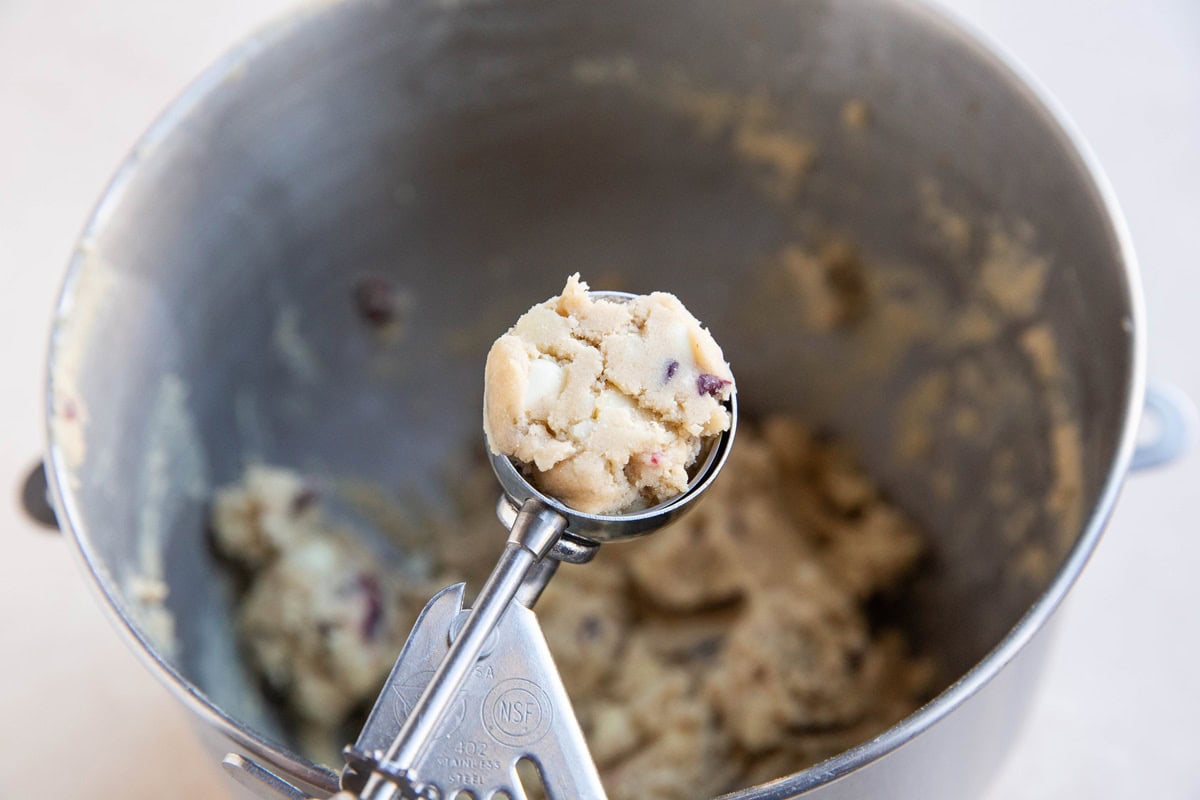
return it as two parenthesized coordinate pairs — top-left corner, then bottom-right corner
(42, 0), (1146, 796)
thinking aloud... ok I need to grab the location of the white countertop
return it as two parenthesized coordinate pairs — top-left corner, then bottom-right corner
(2, 1), (1197, 797)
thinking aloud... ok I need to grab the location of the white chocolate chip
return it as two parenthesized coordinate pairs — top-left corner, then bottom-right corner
(526, 358), (566, 406)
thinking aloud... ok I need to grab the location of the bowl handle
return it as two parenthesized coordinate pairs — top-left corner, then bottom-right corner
(1131, 381), (1198, 471)
(19, 460), (58, 530)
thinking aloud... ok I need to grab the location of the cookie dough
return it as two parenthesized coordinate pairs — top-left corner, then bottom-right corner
(213, 467), (437, 729)
(483, 274), (734, 514)
(534, 418), (930, 798)
(211, 417), (932, 800)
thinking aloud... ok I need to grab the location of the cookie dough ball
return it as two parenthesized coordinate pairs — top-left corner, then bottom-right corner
(484, 274), (734, 514)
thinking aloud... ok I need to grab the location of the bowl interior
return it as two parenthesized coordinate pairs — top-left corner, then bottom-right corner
(48, 0), (1136, 784)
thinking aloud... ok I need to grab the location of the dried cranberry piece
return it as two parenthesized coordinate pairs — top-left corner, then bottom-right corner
(687, 635), (722, 661)
(579, 615), (604, 641)
(356, 573), (385, 641)
(696, 373), (731, 396)
(290, 486), (318, 516)
(353, 275), (398, 328)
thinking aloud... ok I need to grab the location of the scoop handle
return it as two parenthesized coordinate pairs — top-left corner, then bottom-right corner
(358, 499), (566, 800)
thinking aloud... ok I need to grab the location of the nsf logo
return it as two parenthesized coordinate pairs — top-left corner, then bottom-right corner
(482, 678), (553, 746)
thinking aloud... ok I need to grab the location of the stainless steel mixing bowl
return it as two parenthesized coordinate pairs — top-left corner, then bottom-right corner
(44, 0), (1146, 797)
